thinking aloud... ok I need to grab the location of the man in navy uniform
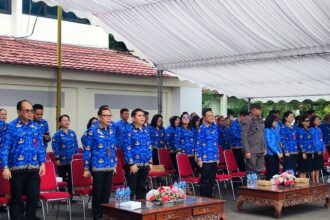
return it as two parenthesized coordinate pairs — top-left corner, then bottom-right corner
(33, 104), (51, 150)
(115, 108), (130, 150)
(1, 100), (46, 220)
(196, 108), (218, 198)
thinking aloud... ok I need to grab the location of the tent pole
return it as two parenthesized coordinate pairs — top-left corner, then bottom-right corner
(56, 6), (62, 129)
(247, 98), (251, 111)
(157, 70), (163, 115)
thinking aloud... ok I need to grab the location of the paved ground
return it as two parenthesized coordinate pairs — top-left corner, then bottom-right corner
(1, 183), (329, 219)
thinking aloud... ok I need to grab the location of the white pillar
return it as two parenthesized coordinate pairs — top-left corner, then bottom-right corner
(220, 94), (228, 117)
(11, 0), (23, 37)
(171, 87), (202, 116)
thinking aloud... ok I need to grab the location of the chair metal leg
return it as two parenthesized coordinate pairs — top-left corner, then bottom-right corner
(7, 206), (10, 220)
(191, 183), (196, 196)
(40, 200), (46, 220)
(80, 195), (86, 220)
(320, 170), (325, 183)
(230, 180), (236, 201)
(216, 181), (221, 199)
(46, 201), (49, 214)
(56, 200), (60, 220)
(67, 199), (72, 220)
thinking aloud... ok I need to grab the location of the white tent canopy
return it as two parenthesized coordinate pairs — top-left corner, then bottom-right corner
(37, 0), (330, 101)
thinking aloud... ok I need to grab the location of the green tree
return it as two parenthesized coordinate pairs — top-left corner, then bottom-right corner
(109, 34), (129, 52)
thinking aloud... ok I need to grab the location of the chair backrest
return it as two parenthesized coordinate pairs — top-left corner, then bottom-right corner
(112, 159), (125, 185)
(218, 146), (225, 165)
(71, 159), (93, 189)
(0, 167), (11, 195)
(176, 153), (194, 178)
(40, 161), (58, 191)
(158, 149), (174, 171)
(223, 149), (239, 173)
(72, 153), (83, 160)
(323, 149), (330, 162)
(116, 148), (125, 166)
(46, 152), (56, 165)
(78, 148), (84, 153)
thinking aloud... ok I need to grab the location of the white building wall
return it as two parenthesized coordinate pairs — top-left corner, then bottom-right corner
(0, 64), (202, 150)
(171, 87), (202, 117)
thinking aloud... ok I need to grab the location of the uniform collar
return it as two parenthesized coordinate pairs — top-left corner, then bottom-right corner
(17, 117), (33, 125)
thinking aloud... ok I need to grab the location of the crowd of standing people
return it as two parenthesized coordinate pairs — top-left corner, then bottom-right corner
(0, 100), (329, 220)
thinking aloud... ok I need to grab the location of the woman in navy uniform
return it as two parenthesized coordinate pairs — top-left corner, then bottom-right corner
(310, 116), (325, 183)
(175, 112), (197, 171)
(265, 115), (283, 180)
(149, 114), (165, 165)
(280, 111), (298, 173)
(124, 108), (153, 200)
(320, 114), (330, 154)
(297, 115), (314, 178)
(52, 114), (78, 194)
(81, 106), (116, 220)
(165, 115), (180, 170)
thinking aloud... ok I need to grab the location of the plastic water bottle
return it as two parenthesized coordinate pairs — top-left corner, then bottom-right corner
(246, 174), (251, 186)
(182, 181), (186, 195)
(115, 188), (120, 204)
(125, 187), (131, 202)
(251, 173), (257, 186)
(174, 181), (178, 188)
(119, 187), (125, 203)
(178, 181), (183, 189)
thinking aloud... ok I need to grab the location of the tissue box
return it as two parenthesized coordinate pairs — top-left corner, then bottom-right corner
(296, 178), (309, 184)
(257, 180), (272, 186)
(119, 201), (141, 210)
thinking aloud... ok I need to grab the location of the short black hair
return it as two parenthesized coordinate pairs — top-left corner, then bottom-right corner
(144, 111), (149, 116)
(298, 115), (309, 128)
(150, 114), (163, 127)
(17, 100), (32, 111)
(307, 110), (315, 115)
(250, 103), (261, 110)
(33, 104), (44, 111)
(97, 105), (110, 116)
(264, 115), (276, 128)
(169, 115), (180, 127)
(190, 115), (201, 129)
(239, 110), (249, 116)
(269, 110), (280, 116)
(131, 108), (144, 118)
(282, 111), (293, 124)
(120, 108), (129, 115)
(309, 115), (319, 128)
(58, 114), (70, 122)
(87, 117), (98, 129)
(202, 108), (212, 117)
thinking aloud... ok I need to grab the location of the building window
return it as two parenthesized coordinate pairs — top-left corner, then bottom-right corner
(22, 0), (90, 24)
(0, 0), (11, 14)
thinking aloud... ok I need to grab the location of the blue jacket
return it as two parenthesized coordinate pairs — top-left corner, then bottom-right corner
(297, 127), (314, 154)
(52, 129), (79, 165)
(165, 126), (177, 151)
(320, 123), (330, 146)
(265, 128), (282, 156)
(175, 127), (196, 156)
(196, 123), (219, 163)
(35, 119), (50, 149)
(1, 118), (45, 171)
(280, 124), (298, 154)
(124, 124), (152, 166)
(81, 122), (117, 172)
(218, 126), (233, 150)
(148, 126), (165, 149)
(230, 119), (242, 149)
(115, 119), (130, 149)
(310, 127), (325, 153)
(0, 120), (7, 148)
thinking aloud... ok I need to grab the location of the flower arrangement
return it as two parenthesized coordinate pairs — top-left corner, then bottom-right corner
(146, 185), (186, 203)
(271, 171), (297, 186)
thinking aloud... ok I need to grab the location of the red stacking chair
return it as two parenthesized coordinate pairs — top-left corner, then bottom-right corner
(39, 161), (71, 220)
(71, 159), (93, 220)
(217, 146), (226, 172)
(324, 149), (330, 166)
(72, 153), (83, 160)
(176, 153), (200, 196)
(116, 149), (125, 167)
(0, 167), (11, 220)
(112, 159), (127, 191)
(215, 173), (236, 200)
(46, 152), (56, 165)
(158, 149), (176, 183)
(46, 154), (68, 191)
(223, 149), (245, 184)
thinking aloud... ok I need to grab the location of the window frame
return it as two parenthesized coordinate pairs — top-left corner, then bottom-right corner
(0, 0), (11, 14)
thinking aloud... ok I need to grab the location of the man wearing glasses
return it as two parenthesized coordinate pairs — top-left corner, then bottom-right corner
(81, 106), (116, 220)
(1, 100), (46, 220)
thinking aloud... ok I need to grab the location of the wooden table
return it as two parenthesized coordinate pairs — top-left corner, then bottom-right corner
(102, 196), (226, 220)
(237, 183), (329, 218)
